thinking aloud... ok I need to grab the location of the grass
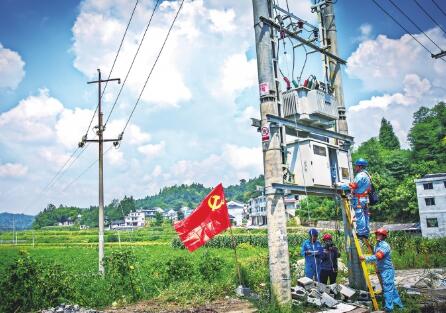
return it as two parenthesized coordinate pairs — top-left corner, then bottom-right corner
(0, 226), (444, 313)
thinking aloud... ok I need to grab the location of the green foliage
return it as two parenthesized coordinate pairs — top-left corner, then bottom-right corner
(32, 177), (264, 229)
(197, 251), (225, 282)
(0, 251), (72, 313)
(379, 118), (400, 149)
(105, 250), (143, 302)
(171, 233), (310, 249)
(154, 211), (164, 226)
(297, 196), (338, 223)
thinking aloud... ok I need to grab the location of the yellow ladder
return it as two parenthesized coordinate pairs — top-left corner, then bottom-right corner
(341, 194), (380, 311)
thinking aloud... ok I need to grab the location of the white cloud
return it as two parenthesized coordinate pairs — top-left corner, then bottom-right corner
(0, 43), (25, 90)
(106, 147), (124, 165)
(209, 9), (236, 33)
(346, 27), (446, 92)
(38, 148), (72, 168)
(0, 89), (64, 142)
(0, 163), (28, 177)
(219, 53), (257, 95)
(347, 74), (443, 146)
(355, 23), (372, 42)
(223, 144), (262, 171)
(138, 141), (165, 158)
(346, 27), (446, 146)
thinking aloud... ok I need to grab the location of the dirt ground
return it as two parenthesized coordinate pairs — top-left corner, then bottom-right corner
(104, 297), (257, 313)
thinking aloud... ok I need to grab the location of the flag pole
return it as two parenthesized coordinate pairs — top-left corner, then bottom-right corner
(229, 225), (243, 286)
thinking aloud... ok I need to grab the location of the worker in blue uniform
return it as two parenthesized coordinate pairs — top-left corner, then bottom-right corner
(360, 228), (403, 312)
(301, 228), (323, 282)
(341, 158), (372, 238)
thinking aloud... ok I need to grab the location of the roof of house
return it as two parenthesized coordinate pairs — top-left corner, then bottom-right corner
(415, 173), (446, 182)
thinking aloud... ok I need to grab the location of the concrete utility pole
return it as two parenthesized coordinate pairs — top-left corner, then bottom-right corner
(318, 0), (348, 135)
(252, 0), (291, 305)
(81, 69), (121, 275)
(318, 1), (365, 290)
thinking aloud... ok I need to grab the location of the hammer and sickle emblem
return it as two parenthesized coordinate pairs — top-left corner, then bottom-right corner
(208, 195), (225, 211)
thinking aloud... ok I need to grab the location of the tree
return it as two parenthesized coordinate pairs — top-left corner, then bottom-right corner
(379, 118), (400, 150)
(177, 210), (185, 221)
(154, 212), (164, 226)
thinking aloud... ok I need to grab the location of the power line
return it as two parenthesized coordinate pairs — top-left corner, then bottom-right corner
(413, 0), (446, 35)
(42, 147), (80, 192)
(49, 144), (90, 189)
(386, 0), (443, 51)
(370, 0), (445, 62)
(83, 0), (140, 137)
(121, 0), (185, 135)
(62, 146), (113, 192)
(104, 0), (161, 128)
(432, 0), (446, 18)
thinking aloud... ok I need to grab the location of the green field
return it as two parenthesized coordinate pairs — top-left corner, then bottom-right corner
(1, 227), (445, 313)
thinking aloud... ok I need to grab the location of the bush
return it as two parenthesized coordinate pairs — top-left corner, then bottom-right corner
(0, 251), (72, 313)
(159, 256), (196, 286)
(104, 250), (143, 302)
(197, 251), (225, 282)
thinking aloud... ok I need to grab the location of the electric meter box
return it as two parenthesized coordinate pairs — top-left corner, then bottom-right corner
(287, 139), (351, 188)
(282, 87), (339, 122)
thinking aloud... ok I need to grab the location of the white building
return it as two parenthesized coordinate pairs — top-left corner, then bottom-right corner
(180, 207), (193, 218)
(247, 195), (297, 226)
(227, 200), (245, 226)
(247, 196), (267, 226)
(165, 209), (178, 221)
(415, 173), (446, 238)
(125, 211), (146, 227)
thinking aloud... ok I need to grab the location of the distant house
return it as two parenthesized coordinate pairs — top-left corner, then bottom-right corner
(415, 173), (446, 238)
(110, 220), (126, 230)
(247, 195), (297, 226)
(180, 207), (193, 218)
(125, 211), (146, 227)
(164, 209), (178, 221)
(227, 200), (245, 226)
(58, 217), (74, 227)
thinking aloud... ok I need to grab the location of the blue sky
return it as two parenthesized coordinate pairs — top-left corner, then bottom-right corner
(0, 0), (445, 215)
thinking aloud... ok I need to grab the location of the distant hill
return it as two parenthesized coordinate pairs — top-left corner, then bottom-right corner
(0, 212), (34, 231)
(32, 176), (265, 229)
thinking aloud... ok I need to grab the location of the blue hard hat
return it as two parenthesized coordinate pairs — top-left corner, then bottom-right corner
(354, 158), (368, 167)
(309, 228), (319, 236)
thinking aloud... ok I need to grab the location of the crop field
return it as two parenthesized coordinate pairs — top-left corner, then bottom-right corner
(1, 227), (445, 313)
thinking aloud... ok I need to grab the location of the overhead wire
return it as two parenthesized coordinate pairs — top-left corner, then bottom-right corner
(120, 0), (185, 136)
(386, 0), (444, 51)
(104, 0), (162, 128)
(62, 145), (113, 192)
(432, 0), (446, 18)
(370, 0), (446, 62)
(84, 0), (140, 138)
(413, 0), (446, 35)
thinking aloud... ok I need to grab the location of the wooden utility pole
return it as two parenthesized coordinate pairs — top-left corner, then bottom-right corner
(252, 0), (291, 305)
(81, 69), (121, 275)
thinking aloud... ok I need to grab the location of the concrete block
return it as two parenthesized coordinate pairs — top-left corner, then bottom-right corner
(297, 276), (315, 289)
(321, 292), (338, 308)
(357, 290), (370, 301)
(291, 286), (307, 300)
(308, 288), (322, 298)
(307, 296), (322, 307)
(338, 284), (356, 299)
(317, 282), (330, 294)
(235, 285), (251, 297)
(328, 283), (339, 295)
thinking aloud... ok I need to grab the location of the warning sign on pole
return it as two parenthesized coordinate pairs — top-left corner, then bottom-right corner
(259, 82), (269, 96)
(261, 125), (270, 142)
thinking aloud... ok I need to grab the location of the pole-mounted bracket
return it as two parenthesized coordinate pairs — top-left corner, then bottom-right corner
(259, 16), (346, 65)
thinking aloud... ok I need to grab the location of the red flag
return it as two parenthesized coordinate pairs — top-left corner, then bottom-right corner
(174, 183), (230, 252)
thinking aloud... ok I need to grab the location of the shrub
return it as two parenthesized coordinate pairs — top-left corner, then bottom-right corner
(104, 250), (143, 302)
(197, 251), (225, 282)
(0, 251), (72, 313)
